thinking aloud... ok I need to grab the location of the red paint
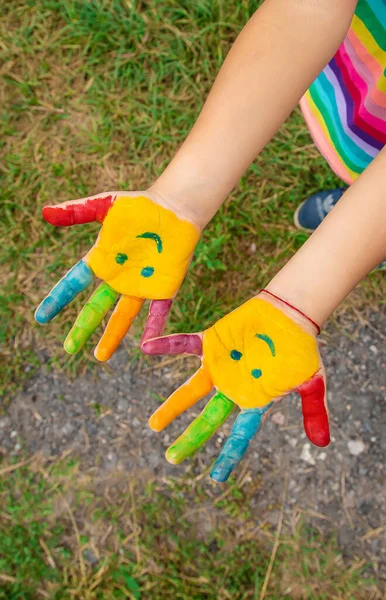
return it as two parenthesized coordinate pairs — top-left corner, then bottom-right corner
(142, 332), (202, 356)
(140, 300), (173, 346)
(299, 375), (330, 447)
(42, 195), (114, 226)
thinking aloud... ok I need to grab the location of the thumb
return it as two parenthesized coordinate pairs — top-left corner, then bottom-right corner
(298, 367), (330, 447)
(42, 193), (115, 226)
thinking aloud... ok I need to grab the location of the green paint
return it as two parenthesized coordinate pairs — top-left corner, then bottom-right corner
(64, 283), (118, 354)
(166, 391), (234, 464)
(251, 368), (262, 379)
(136, 232), (163, 253)
(140, 266), (154, 278)
(230, 349), (242, 361)
(115, 253), (128, 265)
(255, 333), (276, 357)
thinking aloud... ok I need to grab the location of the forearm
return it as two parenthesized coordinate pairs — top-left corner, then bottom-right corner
(151, 0), (357, 227)
(267, 147), (386, 326)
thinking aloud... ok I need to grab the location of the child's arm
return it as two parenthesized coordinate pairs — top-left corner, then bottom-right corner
(152, 0), (358, 227)
(143, 148), (386, 482)
(267, 145), (386, 325)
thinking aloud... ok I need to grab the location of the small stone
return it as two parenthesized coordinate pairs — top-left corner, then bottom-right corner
(318, 452), (327, 461)
(369, 345), (378, 355)
(249, 242), (257, 254)
(10, 431), (17, 439)
(117, 398), (129, 412)
(301, 443), (315, 465)
(14, 443), (21, 452)
(348, 440), (366, 456)
(271, 411), (285, 426)
(83, 549), (99, 566)
(163, 434), (170, 444)
(288, 438), (298, 448)
(131, 417), (140, 427)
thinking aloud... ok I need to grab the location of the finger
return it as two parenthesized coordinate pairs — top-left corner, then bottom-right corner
(210, 404), (273, 483)
(42, 194), (114, 226)
(149, 367), (213, 432)
(94, 295), (144, 362)
(141, 299), (173, 345)
(142, 333), (203, 356)
(298, 373), (330, 447)
(64, 283), (119, 355)
(166, 391), (235, 465)
(35, 260), (94, 324)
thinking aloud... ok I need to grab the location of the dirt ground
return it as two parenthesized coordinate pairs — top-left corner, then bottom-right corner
(1, 311), (385, 581)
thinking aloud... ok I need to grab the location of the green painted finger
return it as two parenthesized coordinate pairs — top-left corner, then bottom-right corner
(64, 283), (119, 355)
(166, 391), (234, 465)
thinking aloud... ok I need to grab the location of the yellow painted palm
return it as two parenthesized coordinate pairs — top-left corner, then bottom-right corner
(35, 192), (200, 360)
(143, 294), (329, 482)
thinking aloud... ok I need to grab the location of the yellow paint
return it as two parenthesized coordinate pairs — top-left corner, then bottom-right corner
(86, 195), (200, 299)
(202, 298), (319, 409)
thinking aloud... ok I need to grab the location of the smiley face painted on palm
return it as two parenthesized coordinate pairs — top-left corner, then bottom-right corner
(35, 193), (200, 361)
(86, 195), (200, 300)
(202, 298), (320, 409)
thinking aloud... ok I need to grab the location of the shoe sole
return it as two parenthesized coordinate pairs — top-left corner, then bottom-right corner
(293, 199), (315, 233)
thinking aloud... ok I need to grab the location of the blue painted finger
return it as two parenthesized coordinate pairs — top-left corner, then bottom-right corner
(35, 260), (94, 324)
(210, 403), (273, 483)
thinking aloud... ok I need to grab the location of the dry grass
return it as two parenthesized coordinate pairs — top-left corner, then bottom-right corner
(0, 454), (381, 599)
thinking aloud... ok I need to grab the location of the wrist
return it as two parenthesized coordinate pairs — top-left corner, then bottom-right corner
(149, 144), (234, 229)
(260, 289), (321, 335)
(146, 185), (207, 232)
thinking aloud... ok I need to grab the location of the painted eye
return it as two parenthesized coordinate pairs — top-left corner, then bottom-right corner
(115, 253), (128, 265)
(141, 266), (154, 278)
(251, 369), (262, 379)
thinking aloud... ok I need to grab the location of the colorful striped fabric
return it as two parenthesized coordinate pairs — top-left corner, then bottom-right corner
(300, 0), (386, 184)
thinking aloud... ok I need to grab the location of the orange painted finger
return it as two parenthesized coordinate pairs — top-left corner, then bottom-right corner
(94, 295), (144, 362)
(149, 367), (213, 432)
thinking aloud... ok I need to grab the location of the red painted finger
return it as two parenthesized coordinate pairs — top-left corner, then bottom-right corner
(141, 333), (203, 356)
(42, 194), (114, 226)
(141, 299), (173, 345)
(298, 374), (330, 447)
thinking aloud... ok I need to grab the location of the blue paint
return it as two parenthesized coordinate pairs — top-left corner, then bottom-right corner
(115, 253), (128, 265)
(230, 349), (242, 361)
(141, 266), (154, 278)
(210, 404), (273, 482)
(251, 368), (262, 379)
(136, 232), (163, 253)
(35, 260), (93, 324)
(255, 333), (276, 357)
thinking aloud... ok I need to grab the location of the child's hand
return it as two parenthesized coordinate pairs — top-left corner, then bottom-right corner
(142, 292), (329, 482)
(35, 192), (200, 361)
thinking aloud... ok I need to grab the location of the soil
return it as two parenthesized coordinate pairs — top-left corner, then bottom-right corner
(1, 311), (385, 580)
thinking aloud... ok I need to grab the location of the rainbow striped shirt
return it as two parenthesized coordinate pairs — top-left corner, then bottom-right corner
(300, 0), (386, 184)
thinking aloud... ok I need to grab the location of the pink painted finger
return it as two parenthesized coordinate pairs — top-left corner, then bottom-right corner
(298, 374), (330, 447)
(141, 299), (173, 345)
(141, 333), (203, 356)
(42, 194), (115, 226)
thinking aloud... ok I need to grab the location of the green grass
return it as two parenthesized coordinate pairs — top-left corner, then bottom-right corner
(0, 3), (384, 597)
(0, 456), (379, 599)
(1, 0), (384, 398)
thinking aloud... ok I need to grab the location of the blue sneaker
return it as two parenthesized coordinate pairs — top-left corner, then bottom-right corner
(294, 187), (348, 231)
(294, 187), (385, 272)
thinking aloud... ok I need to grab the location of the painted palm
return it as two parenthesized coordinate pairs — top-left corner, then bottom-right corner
(35, 192), (200, 360)
(142, 294), (330, 482)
